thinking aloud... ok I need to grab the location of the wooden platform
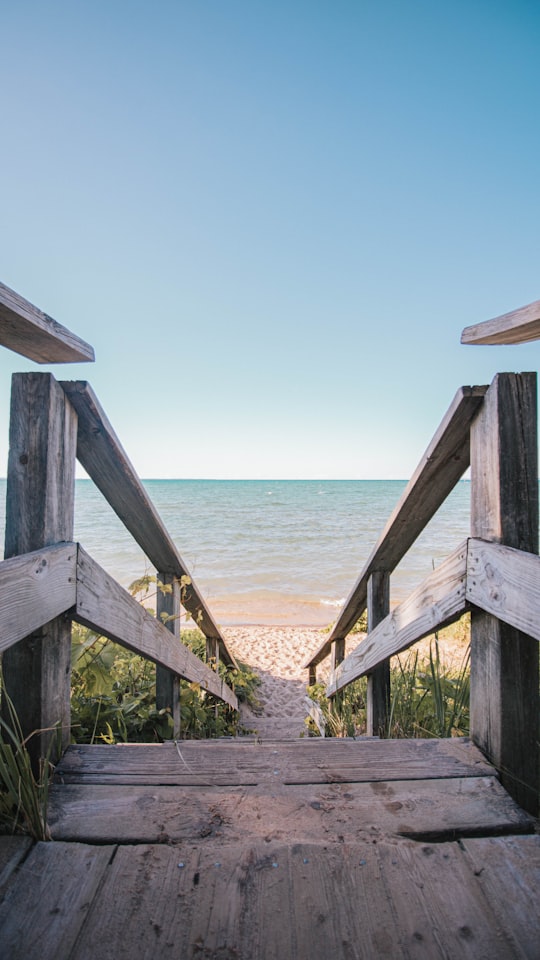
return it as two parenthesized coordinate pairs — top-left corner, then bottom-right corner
(0, 738), (538, 959)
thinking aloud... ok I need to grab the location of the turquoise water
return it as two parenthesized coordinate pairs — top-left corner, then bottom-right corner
(0, 478), (471, 625)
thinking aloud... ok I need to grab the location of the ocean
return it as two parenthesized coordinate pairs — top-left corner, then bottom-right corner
(0, 478), (471, 626)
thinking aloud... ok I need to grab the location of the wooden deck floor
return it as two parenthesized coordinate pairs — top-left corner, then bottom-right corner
(0, 737), (538, 959)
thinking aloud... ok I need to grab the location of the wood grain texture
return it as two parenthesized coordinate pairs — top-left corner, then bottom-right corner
(459, 836), (540, 959)
(0, 837), (32, 896)
(470, 373), (538, 814)
(75, 546), (238, 710)
(327, 543), (468, 697)
(54, 738), (494, 786)
(156, 572), (181, 736)
(15, 839), (532, 960)
(306, 385), (487, 666)
(467, 539), (540, 642)
(461, 298), (540, 345)
(48, 776), (533, 845)
(0, 841), (112, 959)
(0, 281), (94, 363)
(0, 543), (77, 652)
(366, 570), (390, 737)
(60, 380), (237, 668)
(2, 373), (78, 764)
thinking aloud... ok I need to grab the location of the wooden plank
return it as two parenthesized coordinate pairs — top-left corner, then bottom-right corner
(48, 776), (533, 845)
(0, 543), (77, 653)
(460, 836), (540, 959)
(307, 385), (487, 666)
(0, 837), (32, 896)
(75, 546), (238, 710)
(327, 543), (468, 697)
(0, 281), (94, 363)
(304, 695), (326, 736)
(60, 380), (237, 668)
(54, 738), (494, 786)
(375, 839), (524, 959)
(467, 539), (540, 642)
(155, 572), (181, 737)
(470, 372), (538, 814)
(0, 841), (113, 959)
(366, 570), (390, 737)
(461, 298), (540, 345)
(2, 373), (77, 764)
(61, 839), (537, 960)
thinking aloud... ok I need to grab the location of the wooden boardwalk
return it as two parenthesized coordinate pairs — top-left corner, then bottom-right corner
(0, 737), (538, 959)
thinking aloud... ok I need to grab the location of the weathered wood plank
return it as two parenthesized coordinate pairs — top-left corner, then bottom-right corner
(156, 572), (181, 737)
(0, 544), (77, 653)
(2, 373), (77, 764)
(0, 841), (113, 959)
(54, 738), (494, 786)
(375, 839), (524, 959)
(304, 695), (326, 737)
(307, 385), (486, 666)
(327, 543), (468, 697)
(366, 570), (390, 737)
(62, 839), (537, 960)
(470, 372), (538, 814)
(467, 539), (540, 642)
(48, 776), (533, 845)
(0, 281), (95, 363)
(75, 546), (238, 710)
(60, 380), (237, 667)
(0, 837), (32, 897)
(461, 298), (540, 345)
(460, 836), (540, 959)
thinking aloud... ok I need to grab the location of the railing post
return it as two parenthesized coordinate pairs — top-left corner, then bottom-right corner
(470, 372), (538, 813)
(156, 573), (181, 737)
(366, 572), (390, 737)
(330, 638), (346, 713)
(2, 373), (77, 767)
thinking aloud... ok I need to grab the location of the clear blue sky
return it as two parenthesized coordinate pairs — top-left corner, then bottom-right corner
(1, 0), (538, 479)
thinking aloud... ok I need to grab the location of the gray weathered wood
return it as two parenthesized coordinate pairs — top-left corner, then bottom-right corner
(327, 543), (468, 697)
(366, 570), (390, 737)
(60, 380), (237, 668)
(304, 695), (326, 737)
(0, 281), (95, 363)
(0, 841), (113, 959)
(2, 373), (77, 764)
(0, 543), (77, 652)
(156, 572), (181, 737)
(48, 775), (533, 845)
(0, 837), (33, 896)
(470, 372), (538, 814)
(54, 737), (494, 786)
(467, 539), (540, 642)
(306, 385), (486, 667)
(459, 836), (540, 959)
(75, 546), (238, 710)
(461, 298), (540, 345)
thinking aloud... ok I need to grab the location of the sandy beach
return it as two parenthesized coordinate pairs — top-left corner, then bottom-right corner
(221, 621), (471, 738)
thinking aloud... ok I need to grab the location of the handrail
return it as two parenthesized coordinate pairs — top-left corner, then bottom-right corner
(461, 298), (540, 345)
(305, 384), (487, 670)
(0, 281), (95, 363)
(0, 542), (238, 710)
(60, 380), (237, 669)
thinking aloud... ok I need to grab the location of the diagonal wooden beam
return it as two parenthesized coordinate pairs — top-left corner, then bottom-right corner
(0, 282), (95, 363)
(306, 385), (486, 668)
(60, 380), (237, 668)
(0, 543), (77, 653)
(75, 546), (238, 710)
(461, 299), (540, 345)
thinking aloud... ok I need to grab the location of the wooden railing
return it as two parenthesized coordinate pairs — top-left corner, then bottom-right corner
(305, 368), (539, 814)
(0, 283), (238, 767)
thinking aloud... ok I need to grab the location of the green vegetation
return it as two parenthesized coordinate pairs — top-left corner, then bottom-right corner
(71, 623), (261, 743)
(0, 678), (54, 840)
(307, 618), (471, 739)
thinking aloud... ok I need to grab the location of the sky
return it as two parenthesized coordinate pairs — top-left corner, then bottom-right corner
(1, 0), (539, 479)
